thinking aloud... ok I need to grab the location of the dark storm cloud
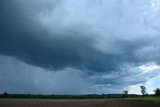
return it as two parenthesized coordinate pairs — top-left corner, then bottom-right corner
(0, 0), (160, 94)
(0, 0), (94, 71)
(0, 0), (128, 73)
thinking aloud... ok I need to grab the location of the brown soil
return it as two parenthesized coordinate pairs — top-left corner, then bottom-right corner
(0, 99), (159, 107)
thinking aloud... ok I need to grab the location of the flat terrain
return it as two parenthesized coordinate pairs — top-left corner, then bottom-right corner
(0, 99), (159, 107)
(130, 97), (160, 103)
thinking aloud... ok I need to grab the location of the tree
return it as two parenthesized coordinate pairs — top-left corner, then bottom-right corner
(154, 88), (160, 96)
(140, 85), (147, 96)
(2, 92), (8, 97)
(122, 90), (128, 97)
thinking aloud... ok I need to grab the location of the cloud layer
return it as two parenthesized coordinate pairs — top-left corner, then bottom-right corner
(0, 0), (160, 94)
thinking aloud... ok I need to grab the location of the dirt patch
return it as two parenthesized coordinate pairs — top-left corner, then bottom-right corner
(0, 99), (159, 107)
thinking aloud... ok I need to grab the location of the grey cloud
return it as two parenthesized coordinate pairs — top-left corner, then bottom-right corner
(0, 55), (92, 94)
(0, 0), (124, 73)
(1, 55), (158, 94)
(0, 0), (160, 94)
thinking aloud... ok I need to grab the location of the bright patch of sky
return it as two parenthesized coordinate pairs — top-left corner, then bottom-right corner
(151, 0), (160, 11)
(139, 62), (160, 72)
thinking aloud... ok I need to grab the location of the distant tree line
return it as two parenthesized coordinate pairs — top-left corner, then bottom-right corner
(0, 93), (122, 99)
(122, 86), (160, 98)
(0, 87), (160, 99)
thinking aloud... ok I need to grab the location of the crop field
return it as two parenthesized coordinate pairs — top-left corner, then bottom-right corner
(0, 99), (159, 107)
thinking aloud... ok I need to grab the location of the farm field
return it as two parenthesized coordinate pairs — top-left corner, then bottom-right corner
(129, 96), (160, 103)
(0, 99), (159, 107)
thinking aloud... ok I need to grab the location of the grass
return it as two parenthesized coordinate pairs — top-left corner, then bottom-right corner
(128, 96), (160, 103)
(142, 96), (160, 103)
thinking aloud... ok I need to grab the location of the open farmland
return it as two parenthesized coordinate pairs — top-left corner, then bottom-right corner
(0, 99), (159, 107)
(129, 96), (160, 104)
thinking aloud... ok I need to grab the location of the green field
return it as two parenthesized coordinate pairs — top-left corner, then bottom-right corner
(128, 96), (160, 103)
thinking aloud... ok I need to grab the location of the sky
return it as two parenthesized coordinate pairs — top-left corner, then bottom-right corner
(0, 0), (160, 95)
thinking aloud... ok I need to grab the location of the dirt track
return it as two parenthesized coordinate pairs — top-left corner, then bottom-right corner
(0, 99), (159, 107)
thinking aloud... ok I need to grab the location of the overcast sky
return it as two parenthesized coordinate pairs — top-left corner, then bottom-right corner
(0, 0), (160, 95)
